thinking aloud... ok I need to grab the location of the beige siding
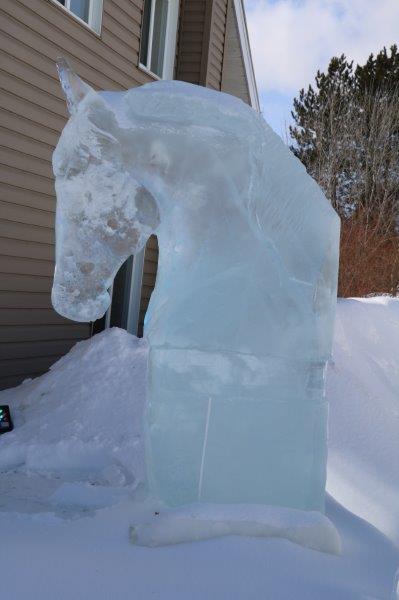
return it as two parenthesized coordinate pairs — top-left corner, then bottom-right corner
(175, 0), (227, 89)
(175, 0), (207, 84)
(0, 0), (156, 389)
(205, 0), (228, 90)
(221, 0), (251, 104)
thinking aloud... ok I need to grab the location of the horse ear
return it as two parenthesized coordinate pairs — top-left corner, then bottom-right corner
(56, 57), (94, 115)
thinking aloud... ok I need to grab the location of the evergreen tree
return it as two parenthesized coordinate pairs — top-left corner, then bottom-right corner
(289, 46), (399, 297)
(355, 44), (399, 96)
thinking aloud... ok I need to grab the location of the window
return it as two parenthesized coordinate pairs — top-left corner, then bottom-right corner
(54, 0), (103, 34)
(139, 0), (179, 79)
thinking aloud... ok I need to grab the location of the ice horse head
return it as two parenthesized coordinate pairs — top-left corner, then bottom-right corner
(51, 59), (161, 321)
(52, 60), (340, 513)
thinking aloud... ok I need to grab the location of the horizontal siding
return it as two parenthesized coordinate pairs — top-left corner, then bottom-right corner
(0, 183), (55, 213)
(176, 0), (227, 90)
(0, 221), (54, 245)
(0, 237), (54, 261)
(0, 87), (66, 132)
(0, 309), (71, 326)
(0, 126), (55, 161)
(205, 0), (227, 90)
(1, 323), (89, 343)
(0, 151), (52, 184)
(0, 274), (53, 294)
(0, 291), (53, 309)
(175, 0), (206, 84)
(0, 338), (77, 361)
(0, 355), (67, 378)
(1, 201), (54, 229)
(221, 0), (251, 105)
(0, 164), (55, 197)
(0, 255), (54, 278)
(0, 0), (156, 389)
(1, 0), (145, 88)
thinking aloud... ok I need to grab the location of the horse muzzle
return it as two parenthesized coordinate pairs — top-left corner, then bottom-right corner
(51, 269), (111, 323)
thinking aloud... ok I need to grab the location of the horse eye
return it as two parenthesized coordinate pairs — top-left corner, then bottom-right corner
(65, 148), (91, 179)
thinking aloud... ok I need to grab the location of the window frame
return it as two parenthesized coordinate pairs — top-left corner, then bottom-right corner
(139, 0), (180, 80)
(50, 0), (103, 35)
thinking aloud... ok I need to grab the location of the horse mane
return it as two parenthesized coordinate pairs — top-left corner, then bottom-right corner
(110, 81), (339, 284)
(123, 80), (265, 225)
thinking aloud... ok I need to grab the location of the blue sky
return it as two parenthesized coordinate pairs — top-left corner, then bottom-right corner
(244, 0), (399, 137)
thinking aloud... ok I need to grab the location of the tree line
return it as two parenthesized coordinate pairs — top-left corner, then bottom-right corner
(290, 45), (399, 297)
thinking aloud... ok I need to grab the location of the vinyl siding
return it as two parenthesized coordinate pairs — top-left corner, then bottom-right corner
(175, 0), (227, 89)
(205, 0), (227, 89)
(175, 0), (207, 84)
(221, 0), (251, 104)
(0, 0), (155, 389)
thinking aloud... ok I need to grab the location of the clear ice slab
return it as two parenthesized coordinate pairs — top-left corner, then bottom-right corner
(52, 61), (340, 512)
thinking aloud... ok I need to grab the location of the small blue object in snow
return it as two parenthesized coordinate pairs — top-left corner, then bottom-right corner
(0, 405), (13, 434)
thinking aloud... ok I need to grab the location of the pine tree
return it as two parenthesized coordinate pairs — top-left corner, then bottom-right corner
(355, 44), (399, 96)
(289, 46), (399, 297)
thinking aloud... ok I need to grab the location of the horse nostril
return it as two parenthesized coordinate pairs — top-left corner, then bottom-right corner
(107, 217), (118, 230)
(78, 261), (95, 274)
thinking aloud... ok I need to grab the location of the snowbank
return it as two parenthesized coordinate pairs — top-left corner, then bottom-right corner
(1, 298), (398, 545)
(327, 297), (399, 545)
(1, 298), (398, 546)
(0, 297), (398, 598)
(0, 328), (147, 488)
(0, 326), (340, 552)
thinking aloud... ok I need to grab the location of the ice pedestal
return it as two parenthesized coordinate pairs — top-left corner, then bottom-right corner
(130, 502), (341, 553)
(146, 347), (328, 511)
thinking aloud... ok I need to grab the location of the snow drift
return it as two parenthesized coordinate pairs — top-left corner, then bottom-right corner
(0, 329), (147, 487)
(327, 296), (399, 545)
(0, 297), (398, 549)
(0, 297), (398, 598)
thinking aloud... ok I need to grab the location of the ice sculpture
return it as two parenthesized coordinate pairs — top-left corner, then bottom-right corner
(52, 60), (340, 513)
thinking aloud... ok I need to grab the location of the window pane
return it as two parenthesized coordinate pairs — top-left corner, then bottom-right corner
(140, 0), (153, 67)
(70, 0), (90, 23)
(150, 0), (168, 77)
(56, 0), (66, 5)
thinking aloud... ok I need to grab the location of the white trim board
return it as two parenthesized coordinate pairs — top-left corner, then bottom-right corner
(232, 0), (260, 112)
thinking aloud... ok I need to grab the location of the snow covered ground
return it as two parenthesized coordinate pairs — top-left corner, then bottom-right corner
(327, 297), (399, 547)
(0, 298), (398, 599)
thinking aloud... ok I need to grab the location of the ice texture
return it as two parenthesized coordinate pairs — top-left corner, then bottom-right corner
(52, 61), (340, 513)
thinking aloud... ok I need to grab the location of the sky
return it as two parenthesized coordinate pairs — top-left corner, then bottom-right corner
(244, 0), (399, 137)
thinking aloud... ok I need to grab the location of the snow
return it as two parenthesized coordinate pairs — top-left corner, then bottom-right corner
(0, 297), (398, 598)
(0, 329), (147, 489)
(326, 297), (399, 546)
(130, 502), (340, 553)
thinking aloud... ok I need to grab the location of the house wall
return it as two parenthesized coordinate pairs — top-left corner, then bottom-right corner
(205, 0), (228, 89)
(175, 0), (227, 89)
(0, 0), (253, 389)
(221, 0), (251, 104)
(0, 0), (155, 389)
